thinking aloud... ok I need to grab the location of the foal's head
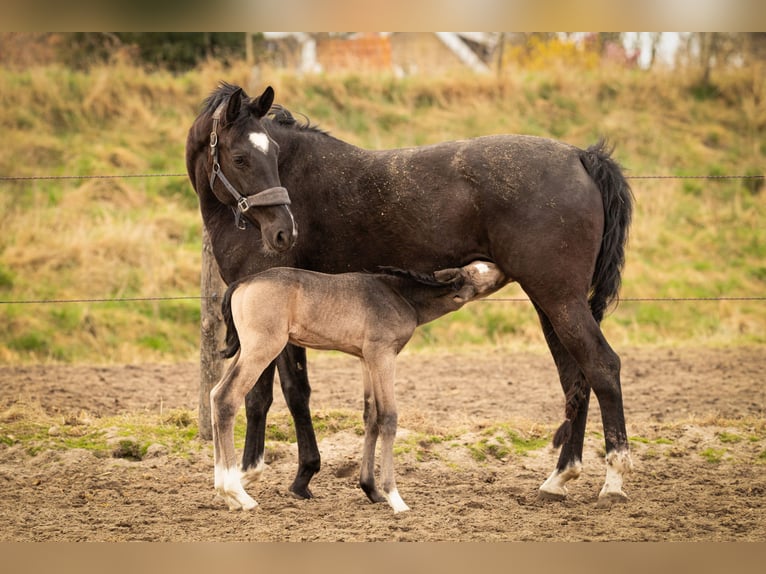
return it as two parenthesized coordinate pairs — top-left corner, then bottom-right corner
(434, 261), (506, 304)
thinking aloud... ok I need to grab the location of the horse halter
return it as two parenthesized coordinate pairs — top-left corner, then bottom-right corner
(209, 102), (291, 230)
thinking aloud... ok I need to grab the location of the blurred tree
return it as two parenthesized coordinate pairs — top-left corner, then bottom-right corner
(60, 32), (247, 71)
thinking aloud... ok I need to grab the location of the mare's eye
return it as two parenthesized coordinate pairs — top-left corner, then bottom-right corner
(233, 155), (248, 168)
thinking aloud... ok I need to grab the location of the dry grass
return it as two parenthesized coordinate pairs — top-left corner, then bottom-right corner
(0, 60), (764, 363)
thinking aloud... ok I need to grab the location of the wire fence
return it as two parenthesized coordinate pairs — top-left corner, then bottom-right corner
(1, 173), (764, 182)
(1, 295), (765, 306)
(1, 170), (763, 307)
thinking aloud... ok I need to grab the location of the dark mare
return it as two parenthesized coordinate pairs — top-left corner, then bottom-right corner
(186, 82), (634, 507)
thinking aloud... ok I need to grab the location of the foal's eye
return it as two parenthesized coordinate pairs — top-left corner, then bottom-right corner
(233, 155), (248, 167)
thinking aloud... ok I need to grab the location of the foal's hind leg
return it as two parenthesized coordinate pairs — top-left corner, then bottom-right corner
(532, 295), (632, 506)
(534, 303), (590, 500)
(276, 344), (321, 499)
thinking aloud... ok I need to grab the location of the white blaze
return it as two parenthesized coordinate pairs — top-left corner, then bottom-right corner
(249, 132), (270, 154)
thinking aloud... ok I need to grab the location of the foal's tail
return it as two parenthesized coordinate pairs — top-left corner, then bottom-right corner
(220, 282), (241, 359)
(580, 139), (634, 323)
(552, 141), (633, 448)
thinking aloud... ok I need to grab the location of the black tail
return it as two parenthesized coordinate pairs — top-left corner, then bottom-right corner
(552, 141), (633, 448)
(220, 281), (241, 359)
(580, 139), (633, 323)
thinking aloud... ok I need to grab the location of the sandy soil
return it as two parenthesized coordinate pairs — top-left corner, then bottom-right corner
(0, 346), (764, 541)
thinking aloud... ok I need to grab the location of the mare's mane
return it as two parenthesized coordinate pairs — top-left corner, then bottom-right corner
(200, 81), (240, 117)
(267, 104), (329, 136)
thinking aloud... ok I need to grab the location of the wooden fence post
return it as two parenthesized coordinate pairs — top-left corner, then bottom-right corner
(199, 227), (226, 440)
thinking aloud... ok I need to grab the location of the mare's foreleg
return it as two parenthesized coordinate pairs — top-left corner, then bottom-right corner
(276, 344), (321, 499)
(241, 361), (276, 488)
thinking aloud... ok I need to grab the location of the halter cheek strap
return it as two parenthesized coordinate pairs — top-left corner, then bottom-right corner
(210, 102), (291, 229)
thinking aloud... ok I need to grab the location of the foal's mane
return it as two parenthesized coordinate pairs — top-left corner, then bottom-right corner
(375, 267), (461, 288)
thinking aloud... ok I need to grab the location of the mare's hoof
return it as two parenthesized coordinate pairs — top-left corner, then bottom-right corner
(289, 485), (314, 500)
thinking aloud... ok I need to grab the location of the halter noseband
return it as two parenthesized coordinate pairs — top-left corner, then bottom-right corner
(209, 102), (291, 230)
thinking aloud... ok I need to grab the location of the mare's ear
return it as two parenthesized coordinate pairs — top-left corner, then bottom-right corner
(433, 268), (462, 284)
(224, 87), (244, 125)
(250, 86), (275, 118)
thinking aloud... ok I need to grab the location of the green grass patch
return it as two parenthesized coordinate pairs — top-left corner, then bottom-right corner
(700, 447), (727, 463)
(0, 401), (202, 460)
(468, 423), (550, 462)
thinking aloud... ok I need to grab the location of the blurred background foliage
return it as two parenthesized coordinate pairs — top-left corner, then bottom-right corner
(0, 32), (763, 363)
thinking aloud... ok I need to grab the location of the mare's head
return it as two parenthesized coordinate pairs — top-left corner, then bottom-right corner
(433, 261), (506, 304)
(186, 83), (297, 253)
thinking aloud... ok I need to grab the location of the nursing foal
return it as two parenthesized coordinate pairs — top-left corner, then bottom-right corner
(210, 261), (506, 513)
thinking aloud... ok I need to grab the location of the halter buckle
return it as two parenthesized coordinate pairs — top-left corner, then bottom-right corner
(237, 196), (250, 213)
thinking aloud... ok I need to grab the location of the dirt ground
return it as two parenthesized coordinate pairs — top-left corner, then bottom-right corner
(0, 346), (764, 542)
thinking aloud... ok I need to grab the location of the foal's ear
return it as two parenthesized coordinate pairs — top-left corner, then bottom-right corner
(224, 87), (244, 125)
(433, 268), (462, 284)
(250, 86), (276, 118)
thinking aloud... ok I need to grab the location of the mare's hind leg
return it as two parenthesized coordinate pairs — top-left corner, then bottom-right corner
(241, 360), (277, 489)
(276, 344), (321, 499)
(531, 294), (632, 506)
(534, 303), (590, 500)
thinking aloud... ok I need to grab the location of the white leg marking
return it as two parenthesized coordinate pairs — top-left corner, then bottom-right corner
(384, 488), (411, 514)
(598, 450), (633, 506)
(539, 460), (582, 499)
(249, 132), (270, 154)
(215, 463), (258, 511)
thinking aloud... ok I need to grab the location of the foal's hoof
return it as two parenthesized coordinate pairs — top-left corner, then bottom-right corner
(596, 490), (629, 509)
(219, 492), (259, 511)
(537, 488), (567, 502)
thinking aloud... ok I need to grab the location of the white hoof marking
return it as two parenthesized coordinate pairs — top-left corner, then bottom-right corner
(385, 489), (410, 513)
(215, 464), (259, 511)
(598, 450), (633, 504)
(539, 460), (582, 499)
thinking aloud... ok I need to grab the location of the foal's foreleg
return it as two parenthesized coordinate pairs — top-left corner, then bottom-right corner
(359, 364), (385, 504)
(365, 353), (409, 514)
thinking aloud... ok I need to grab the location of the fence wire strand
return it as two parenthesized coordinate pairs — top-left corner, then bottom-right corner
(0, 173), (763, 183)
(1, 295), (764, 306)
